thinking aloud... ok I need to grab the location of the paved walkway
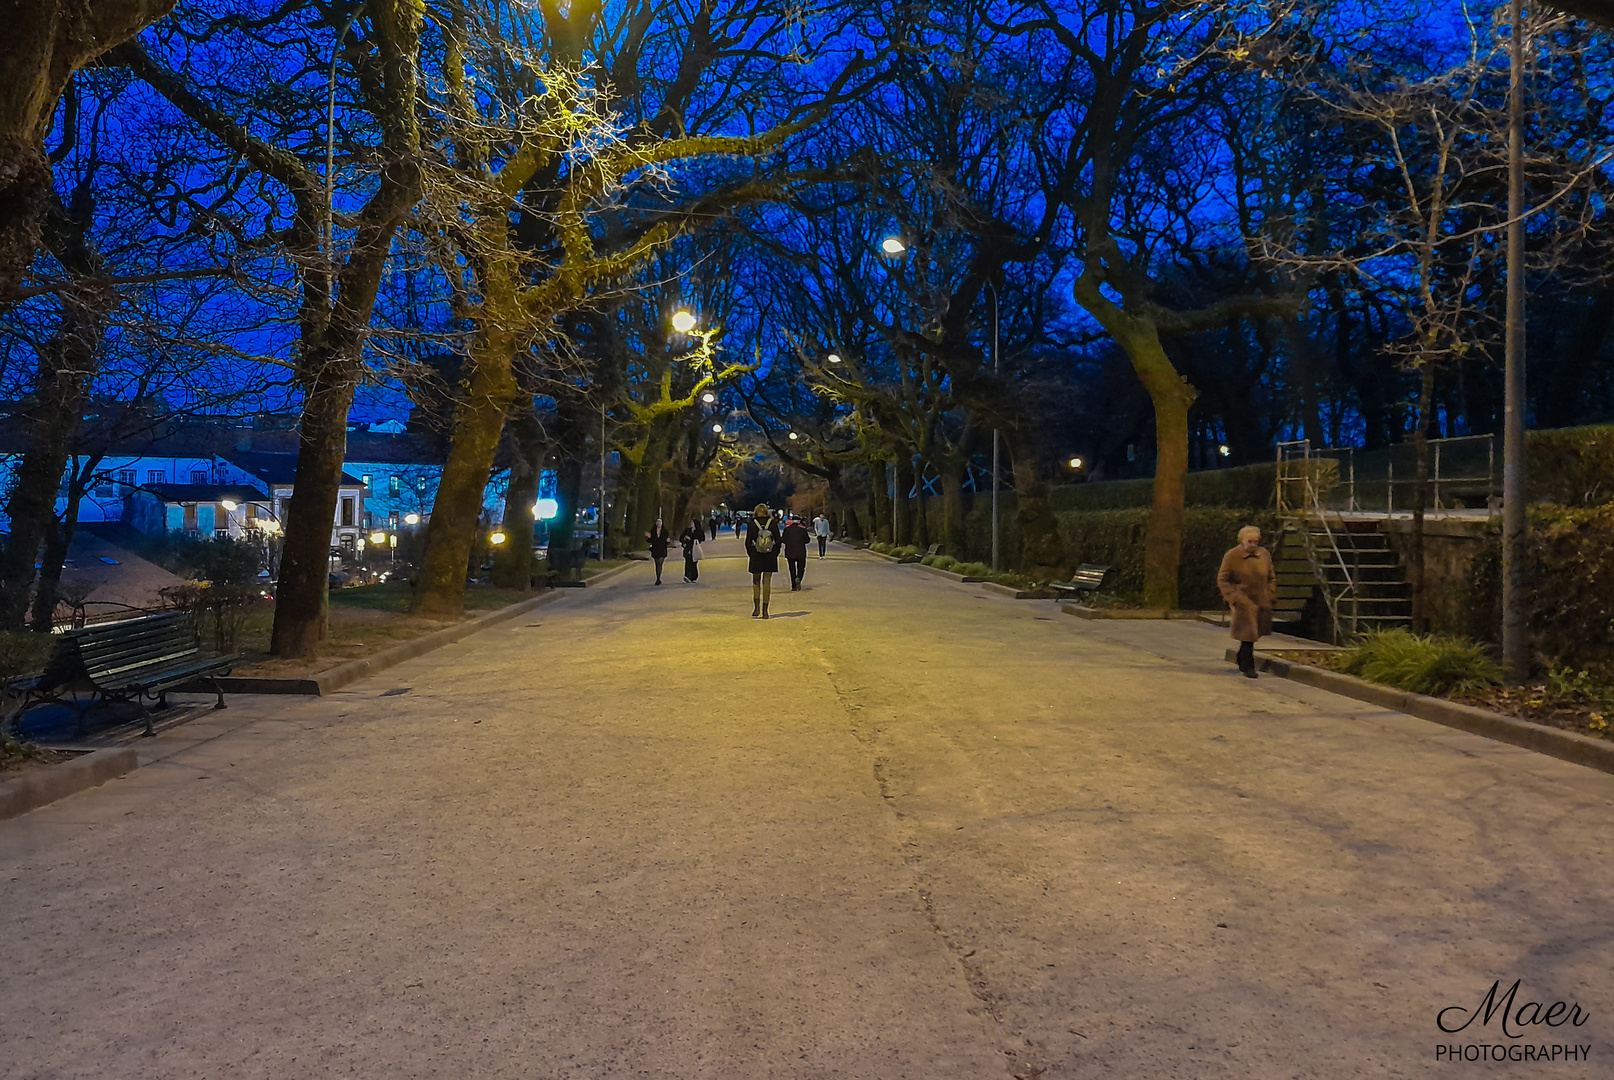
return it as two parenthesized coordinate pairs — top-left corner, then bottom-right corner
(3, 538), (1611, 1078)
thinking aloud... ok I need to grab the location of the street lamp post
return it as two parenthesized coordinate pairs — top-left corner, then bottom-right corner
(988, 279), (1000, 573)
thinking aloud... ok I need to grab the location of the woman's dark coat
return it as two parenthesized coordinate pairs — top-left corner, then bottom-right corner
(1217, 545), (1277, 643)
(647, 525), (671, 559)
(746, 517), (781, 574)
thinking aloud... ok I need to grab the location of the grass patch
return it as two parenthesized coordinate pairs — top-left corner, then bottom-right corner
(1340, 629), (1504, 697)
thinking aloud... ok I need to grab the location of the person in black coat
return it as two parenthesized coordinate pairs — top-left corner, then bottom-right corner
(781, 514), (811, 590)
(679, 518), (705, 582)
(646, 517), (671, 585)
(745, 503), (781, 618)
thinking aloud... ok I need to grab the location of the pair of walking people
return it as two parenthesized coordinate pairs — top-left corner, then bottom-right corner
(645, 517), (705, 585)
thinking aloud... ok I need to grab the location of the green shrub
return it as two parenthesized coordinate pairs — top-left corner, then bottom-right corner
(1341, 629), (1504, 696)
(869, 541), (892, 554)
(951, 561), (993, 578)
(922, 554), (958, 571)
(891, 544), (920, 558)
(1048, 461), (1299, 513)
(1528, 425), (1614, 507)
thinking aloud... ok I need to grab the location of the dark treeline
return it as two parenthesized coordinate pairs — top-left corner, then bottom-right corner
(0, 0), (1611, 643)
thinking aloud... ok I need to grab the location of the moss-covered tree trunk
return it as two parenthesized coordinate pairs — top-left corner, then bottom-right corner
(1073, 277), (1196, 609)
(491, 410), (542, 590)
(414, 311), (518, 616)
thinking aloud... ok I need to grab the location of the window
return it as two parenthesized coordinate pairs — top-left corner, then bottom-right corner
(147, 470), (164, 484)
(116, 469), (135, 488)
(361, 473), (372, 489)
(191, 470), (208, 484)
(340, 497), (355, 527)
(389, 475), (401, 495)
(363, 512), (373, 530)
(388, 511), (398, 528)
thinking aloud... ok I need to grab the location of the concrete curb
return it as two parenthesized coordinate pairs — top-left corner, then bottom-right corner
(980, 582), (1057, 600)
(1063, 603), (1224, 622)
(185, 567), (644, 699)
(0, 747), (139, 821)
(909, 563), (991, 584)
(1230, 649), (1614, 776)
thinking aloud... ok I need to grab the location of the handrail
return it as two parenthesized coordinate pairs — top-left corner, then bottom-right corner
(1276, 440), (1360, 642)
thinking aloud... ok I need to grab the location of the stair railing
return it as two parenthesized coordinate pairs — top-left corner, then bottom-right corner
(1275, 440), (1360, 642)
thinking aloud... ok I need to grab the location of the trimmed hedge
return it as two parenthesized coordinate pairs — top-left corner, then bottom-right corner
(1528, 426), (1614, 507)
(1050, 462), (1286, 513)
(1051, 508), (1285, 609)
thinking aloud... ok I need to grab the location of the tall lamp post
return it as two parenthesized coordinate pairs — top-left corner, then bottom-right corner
(1502, 0), (1528, 678)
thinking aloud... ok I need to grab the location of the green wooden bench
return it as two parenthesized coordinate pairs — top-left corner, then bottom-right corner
(6, 612), (234, 738)
(1049, 564), (1111, 602)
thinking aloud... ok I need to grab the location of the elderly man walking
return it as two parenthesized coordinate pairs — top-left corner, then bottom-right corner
(1217, 524), (1278, 679)
(812, 512), (831, 557)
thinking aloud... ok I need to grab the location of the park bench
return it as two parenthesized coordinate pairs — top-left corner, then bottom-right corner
(1048, 564), (1111, 602)
(543, 543), (590, 587)
(5, 611), (234, 738)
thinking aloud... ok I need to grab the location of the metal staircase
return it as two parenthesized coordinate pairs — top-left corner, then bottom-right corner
(1275, 441), (1413, 642)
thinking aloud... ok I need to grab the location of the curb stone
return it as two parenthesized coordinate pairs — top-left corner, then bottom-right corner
(1229, 649), (1614, 776)
(1062, 603), (1219, 621)
(184, 562), (643, 698)
(0, 747), (139, 821)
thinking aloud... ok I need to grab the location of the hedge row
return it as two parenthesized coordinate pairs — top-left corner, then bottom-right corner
(1465, 504), (1614, 667)
(1051, 508), (1285, 610)
(1527, 426), (1614, 507)
(1048, 462), (1283, 513)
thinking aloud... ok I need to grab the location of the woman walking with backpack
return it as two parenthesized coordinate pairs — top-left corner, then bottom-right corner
(680, 517), (705, 583)
(745, 503), (781, 618)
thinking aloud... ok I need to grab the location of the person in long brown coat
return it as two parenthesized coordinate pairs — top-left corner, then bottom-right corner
(1217, 524), (1278, 679)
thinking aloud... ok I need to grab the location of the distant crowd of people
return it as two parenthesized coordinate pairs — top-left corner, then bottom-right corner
(644, 506), (835, 617)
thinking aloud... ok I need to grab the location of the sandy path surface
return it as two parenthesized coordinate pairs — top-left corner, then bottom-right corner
(3, 539), (1611, 1078)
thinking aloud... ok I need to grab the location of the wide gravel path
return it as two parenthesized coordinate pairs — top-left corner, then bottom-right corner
(3, 538), (1611, 1078)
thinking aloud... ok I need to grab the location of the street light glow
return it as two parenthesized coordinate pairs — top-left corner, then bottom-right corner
(712, 423), (723, 433)
(788, 432), (799, 441)
(1218, 444), (1231, 457)
(370, 530), (386, 544)
(1068, 456), (1084, 470)
(220, 499), (239, 511)
(701, 391), (716, 403)
(881, 236), (906, 255)
(533, 498), (559, 520)
(490, 531), (507, 545)
(671, 309), (697, 333)
(827, 353), (842, 363)
(404, 513), (420, 525)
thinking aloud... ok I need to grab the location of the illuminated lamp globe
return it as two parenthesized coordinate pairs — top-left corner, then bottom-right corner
(827, 353), (842, 363)
(490, 531), (507, 545)
(671, 310), (697, 333)
(881, 237), (906, 255)
(701, 392), (716, 403)
(220, 498), (239, 511)
(370, 530), (386, 544)
(711, 423), (723, 433)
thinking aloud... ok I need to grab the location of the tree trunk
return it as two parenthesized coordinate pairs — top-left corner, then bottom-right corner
(892, 457), (913, 546)
(270, 377), (357, 655)
(414, 330), (518, 616)
(491, 411), (542, 589)
(1073, 280), (1195, 608)
(867, 465), (888, 544)
(547, 457), (583, 556)
(28, 459), (93, 632)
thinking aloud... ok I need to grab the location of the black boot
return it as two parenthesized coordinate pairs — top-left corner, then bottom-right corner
(1237, 641), (1257, 679)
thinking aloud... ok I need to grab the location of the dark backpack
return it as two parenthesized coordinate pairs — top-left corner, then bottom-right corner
(752, 522), (776, 554)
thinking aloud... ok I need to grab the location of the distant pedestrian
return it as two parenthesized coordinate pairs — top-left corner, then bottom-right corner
(708, 513), (719, 540)
(1217, 524), (1277, 679)
(680, 518), (705, 583)
(646, 517), (672, 585)
(746, 503), (781, 618)
(782, 514), (811, 590)
(812, 513), (830, 558)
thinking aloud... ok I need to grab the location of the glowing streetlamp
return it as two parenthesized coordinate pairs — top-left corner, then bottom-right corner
(701, 391), (716, 403)
(827, 353), (842, 363)
(788, 432), (800, 441)
(671, 309), (697, 333)
(1067, 456), (1084, 470)
(403, 512), (420, 525)
(881, 236), (906, 255)
(711, 423), (723, 433)
(369, 530), (386, 544)
(1218, 444), (1231, 457)
(490, 531), (507, 546)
